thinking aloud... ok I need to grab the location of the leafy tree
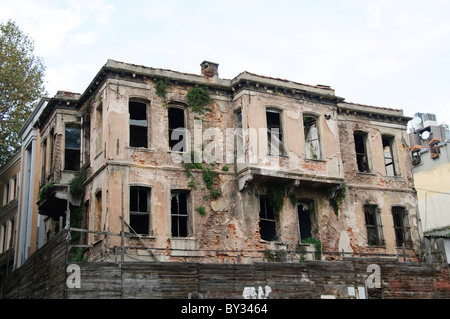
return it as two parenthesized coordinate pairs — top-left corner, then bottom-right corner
(0, 20), (46, 165)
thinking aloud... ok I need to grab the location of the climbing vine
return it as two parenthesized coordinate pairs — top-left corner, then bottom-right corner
(266, 182), (285, 216)
(264, 248), (287, 262)
(329, 182), (346, 216)
(69, 168), (87, 198)
(184, 151), (222, 208)
(301, 237), (322, 260)
(187, 86), (211, 113)
(156, 78), (171, 101)
(38, 181), (54, 202)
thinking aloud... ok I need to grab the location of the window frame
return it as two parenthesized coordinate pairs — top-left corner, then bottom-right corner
(64, 126), (81, 171)
(41, 137), (47, 182)
(266, 108), (286, 156)
(171, 190), (190, 238)
(392, 206), (411, 248)
(168, 105), (188, 152)
(259, 195), (278, 241)
(129, 186), (151, 236)
(129, 100), (149, 148)
(354, 131), (371, 173)
(95, 103), (103, 154)
(303, 114), (322, 160)
(364, 204), (385, 246)
(382, 135), (398, 176)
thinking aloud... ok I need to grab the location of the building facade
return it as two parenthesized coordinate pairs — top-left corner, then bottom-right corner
(28, 59), (422, 264)
(0, 151), (20, 294)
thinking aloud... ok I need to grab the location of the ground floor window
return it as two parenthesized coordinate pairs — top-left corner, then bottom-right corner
(364, 204), (385, 246)
(259, 195), (277, 241)
(297, 200), (316, 241)
(129, 187), (150, 235)
(171, 191), (189, 237)
(392, 206), (411, 247)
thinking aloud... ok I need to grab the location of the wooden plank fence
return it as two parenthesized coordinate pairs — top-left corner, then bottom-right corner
(2, 229), (449, 299)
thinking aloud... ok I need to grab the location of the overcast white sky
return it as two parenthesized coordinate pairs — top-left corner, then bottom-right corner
(1, 0), (450, 128)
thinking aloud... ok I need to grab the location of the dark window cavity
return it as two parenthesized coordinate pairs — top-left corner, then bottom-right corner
(303, 116), (321, 160)
(171, 191), (189, 237)
(129, 101), (148, 148)
(392, 206), (410, 247)
(382, 136), (397, 176)
(65, 127), (80, 171)
(354, 131), (370, 173)
(266, 109), (284, 156)
(364, 204), (384, 246)
(168, 107), (186, 151)
(129, 187), (150, 235)
(259, 195), (277, 241)
(297, 200), (316, 241)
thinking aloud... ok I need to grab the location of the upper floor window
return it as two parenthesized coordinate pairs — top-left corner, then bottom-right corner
(364, 204), (384, 246)
(65, 127), (81, 171)
(235, 110), (245, 163)
(266, 109), (285, 156)
(96, 104), (103, 154)
(129, 101), (148, 148)
(392, 206), (411, 247)
(3, 181), (10, 206)
(354, 131), (371, 173)
(0, 219), (14, 253)
(168, 106), (186, 151)
(303, 115), (322, 160)
(42, 138), (47, 181)
(382, 136), (397, 176)
(3, 175), (18, 206)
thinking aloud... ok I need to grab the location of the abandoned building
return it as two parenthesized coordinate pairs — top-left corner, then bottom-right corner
(12, 59), (422, 267)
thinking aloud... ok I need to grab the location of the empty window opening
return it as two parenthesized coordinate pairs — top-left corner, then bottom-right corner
(236, 111), (244, 162)
(392, 206), (410, 247)
(12, 176), (17, 200)
(65, 127), (81, 171)
(259, 195), (277, 241)
(129, 187), (150, 235)
(95, 191), (102, 240)
(49, 129), (54, 172)
(303, 116), (322, 160)
(171, 191), (189, 237)
(364, 204), (384, 246)
(9, 219), (14, 249)
(266, 109), (284, 156)
(3, 181), (10, 205)
(129, 101), (148, 148)
(168, 107), (186, 151)
(96, 104), (103, 153)
(42, 138), (47, 181)
(354, 132), (370, 173)
(298, 200), (316, 241)
(382, 136), (397, 176)
(1, 223), (6, 253)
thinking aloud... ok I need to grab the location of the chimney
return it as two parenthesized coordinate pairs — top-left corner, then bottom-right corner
(201, 61), (219, 78)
